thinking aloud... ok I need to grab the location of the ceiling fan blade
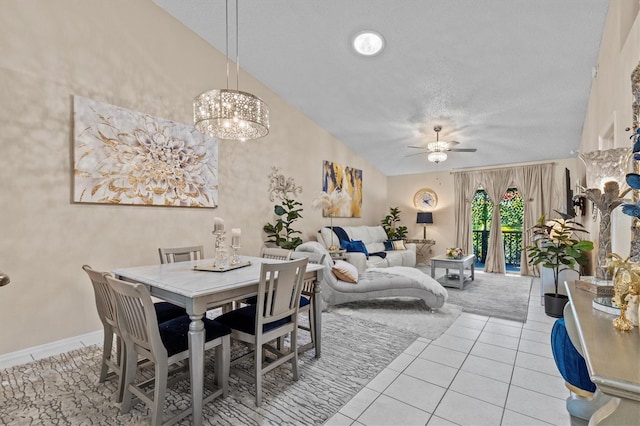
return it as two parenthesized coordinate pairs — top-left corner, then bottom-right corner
(404, 152), (427, 157)
(407, 145), (427, 149)
(448, 148), (477, 152)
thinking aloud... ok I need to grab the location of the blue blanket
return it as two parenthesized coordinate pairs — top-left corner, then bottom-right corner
(330, 226), (351, 246)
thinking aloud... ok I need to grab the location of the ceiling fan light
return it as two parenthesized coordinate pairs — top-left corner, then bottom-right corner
(428, 151), (447, 163)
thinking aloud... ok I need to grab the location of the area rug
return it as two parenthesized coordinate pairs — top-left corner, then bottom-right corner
(0, 312), (417, 426)
(329, 298), (463, 340)
(415, 268), (533, 322)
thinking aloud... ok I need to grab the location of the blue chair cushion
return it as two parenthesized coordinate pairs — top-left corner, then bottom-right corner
(159, 315), (231, 357)
(153, 302), (187, 324)
(244, 295), (310, 308)
(551, 318), (596, 393)
(215, 305), (292, 335)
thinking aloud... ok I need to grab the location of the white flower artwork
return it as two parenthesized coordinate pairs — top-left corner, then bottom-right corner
(73, 96), (218, 207)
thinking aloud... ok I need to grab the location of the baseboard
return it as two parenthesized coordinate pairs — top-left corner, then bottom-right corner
(0, 330), (103, 369)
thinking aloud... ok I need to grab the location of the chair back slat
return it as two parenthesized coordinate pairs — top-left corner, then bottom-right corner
(260, 247), (292, 260)
(159, 245), (204, 264)
(256, 258), (308, 325)
(106, 276), (165, 361)
(82, 265), (118, 329)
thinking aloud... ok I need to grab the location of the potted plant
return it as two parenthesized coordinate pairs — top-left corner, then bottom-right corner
(263, 199), (303, 249)
(526, 215), (594, 317)
(381, 207), (408, 240)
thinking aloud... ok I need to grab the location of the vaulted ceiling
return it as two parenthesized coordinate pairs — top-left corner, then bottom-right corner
(154, 0), (609, 175)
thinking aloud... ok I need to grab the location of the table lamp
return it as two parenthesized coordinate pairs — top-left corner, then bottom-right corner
(416, 212), (433, 240)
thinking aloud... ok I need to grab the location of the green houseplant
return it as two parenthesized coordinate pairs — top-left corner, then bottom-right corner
(381, 207), (408, 240)
(263, 199), (303, 250)
(526, 215), (593, 317)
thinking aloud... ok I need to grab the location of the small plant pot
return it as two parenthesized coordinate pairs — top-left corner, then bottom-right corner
(544, 293), (569, 318)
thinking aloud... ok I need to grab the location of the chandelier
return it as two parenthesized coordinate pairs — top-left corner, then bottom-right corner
(194, 0), (269, 142)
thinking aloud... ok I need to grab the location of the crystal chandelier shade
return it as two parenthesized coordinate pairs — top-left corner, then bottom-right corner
(428, 151), (447, 163)
(193, 0), (269, 142)
(194, 89), (269, 141)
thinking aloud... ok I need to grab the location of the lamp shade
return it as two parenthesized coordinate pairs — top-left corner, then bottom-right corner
(417, 212), (433, 224)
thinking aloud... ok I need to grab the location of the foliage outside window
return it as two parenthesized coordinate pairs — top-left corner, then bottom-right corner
(471, 188), (524, 232)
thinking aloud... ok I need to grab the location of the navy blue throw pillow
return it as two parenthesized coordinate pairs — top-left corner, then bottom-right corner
(342, 240), (369, 257)
(384, 240), (394, 251)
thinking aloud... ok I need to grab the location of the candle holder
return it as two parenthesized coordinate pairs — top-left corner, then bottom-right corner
(230, 244), (241, 265)
(212, 230), (227, 268)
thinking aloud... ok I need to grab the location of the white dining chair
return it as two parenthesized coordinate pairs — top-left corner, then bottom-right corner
(158, 245), (204, 264)
(106, 275), (231, 425)
(290, 251), (326, 355)
(82, 265), (186, 402)
(215, 257), (308, 406)
(259, 246), (292, 260)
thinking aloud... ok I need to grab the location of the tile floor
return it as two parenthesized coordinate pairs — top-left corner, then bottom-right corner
(325, 278), (584, 426)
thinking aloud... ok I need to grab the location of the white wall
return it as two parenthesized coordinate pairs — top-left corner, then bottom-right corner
(579, 0), (640, 258)
(0, 0), (387, 355)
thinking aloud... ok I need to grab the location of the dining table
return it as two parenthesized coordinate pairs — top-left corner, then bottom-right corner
(113, 255), (325, 426)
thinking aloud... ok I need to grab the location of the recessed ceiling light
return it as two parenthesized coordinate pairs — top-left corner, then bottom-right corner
(352, 30), (385, 56)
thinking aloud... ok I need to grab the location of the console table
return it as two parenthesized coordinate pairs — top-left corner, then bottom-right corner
(565, 281), (640, 425)
(405, 239), (435, 264)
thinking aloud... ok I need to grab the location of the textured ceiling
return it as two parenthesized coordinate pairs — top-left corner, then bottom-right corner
(153, 0), (609, 176)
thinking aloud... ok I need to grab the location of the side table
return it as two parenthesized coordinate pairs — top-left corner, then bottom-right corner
(405, 239), (435, 264)
(430, 254), (475, 289)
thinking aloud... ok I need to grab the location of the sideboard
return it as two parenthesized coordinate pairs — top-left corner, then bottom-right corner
(565, 281), (640, 425)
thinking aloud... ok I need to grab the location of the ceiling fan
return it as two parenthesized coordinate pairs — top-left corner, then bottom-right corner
(407, 125), (477, 163)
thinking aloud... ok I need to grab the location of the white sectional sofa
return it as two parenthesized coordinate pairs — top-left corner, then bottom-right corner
(317, 225), (416, 273)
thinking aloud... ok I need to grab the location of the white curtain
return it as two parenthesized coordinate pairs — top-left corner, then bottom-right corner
(454, 173), (479, 254)
(513, 163), (554, 276)
(481, 169), (512, 273)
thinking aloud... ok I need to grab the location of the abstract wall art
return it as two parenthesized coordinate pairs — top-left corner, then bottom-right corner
(322, 160), (362, 217)
(73, 96), (218, 207)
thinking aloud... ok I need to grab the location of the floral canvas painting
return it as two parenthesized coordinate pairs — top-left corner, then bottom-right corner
(322, 160), (362, 218)
(73, 96), (218, 207)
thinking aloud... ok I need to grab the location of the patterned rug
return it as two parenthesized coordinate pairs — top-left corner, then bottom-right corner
(0, 312), (417, 425)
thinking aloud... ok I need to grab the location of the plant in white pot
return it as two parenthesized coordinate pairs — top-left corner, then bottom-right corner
(526, 215), (594, 318)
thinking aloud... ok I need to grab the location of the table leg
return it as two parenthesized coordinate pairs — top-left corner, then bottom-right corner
(188, 312), (205, 426)
(313, 274), (322, 358)
(431, 262), (436, 278)
(471, 260), (475, 281)
(459, 263), (464, 289)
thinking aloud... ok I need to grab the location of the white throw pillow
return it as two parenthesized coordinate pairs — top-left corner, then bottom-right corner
(392, 240), (406, 250)
(332, 260), (359, 284)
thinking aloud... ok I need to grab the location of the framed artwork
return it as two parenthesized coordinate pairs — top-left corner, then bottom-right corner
(413, 188), (438, 210)
(73, 96), (218, 207)
(322, 160), (362, 218)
